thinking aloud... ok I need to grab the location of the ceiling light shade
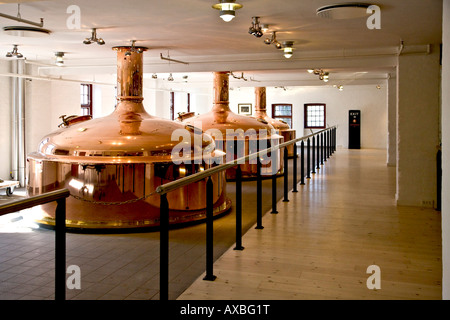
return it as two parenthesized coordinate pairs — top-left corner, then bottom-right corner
(55, 52), (64, 66)
(3, 26), (51, 37)
(282, 41), (294, 58)
(316, 3), (370, 19)
(212, 0), (243, 22)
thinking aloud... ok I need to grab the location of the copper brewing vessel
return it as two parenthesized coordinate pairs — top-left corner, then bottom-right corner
(253, 87), (296, 158)
(183, 72), (283, 180)
(26, 47), (230, 231)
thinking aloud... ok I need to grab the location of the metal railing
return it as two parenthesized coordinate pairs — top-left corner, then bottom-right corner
(0, 188), (70, 301)
(156, 126), (337, 300)
(0, 127), (336, 301)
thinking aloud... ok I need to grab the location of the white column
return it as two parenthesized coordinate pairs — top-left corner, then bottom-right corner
(395, 45), (440, 207)
(387, 72), (397, 167)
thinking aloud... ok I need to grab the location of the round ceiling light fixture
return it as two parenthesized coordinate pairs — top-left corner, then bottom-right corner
(212, 0), (243, 22)
(316, 3), (371, 19)
(3, 26), (51, 37)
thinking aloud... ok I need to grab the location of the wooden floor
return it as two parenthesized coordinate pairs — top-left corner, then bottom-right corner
(178, 149), (442, 300)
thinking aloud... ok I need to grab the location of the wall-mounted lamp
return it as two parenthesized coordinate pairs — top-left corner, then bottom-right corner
(55, 52), (64, 66)
(248, 16), (263, 37)
(5, 44), (23, 58)
(83, 28), (105, 45)
(212, 0), (243, 22)
(282, 41), (294, 59)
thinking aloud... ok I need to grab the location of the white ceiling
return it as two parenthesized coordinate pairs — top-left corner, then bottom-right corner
(0, 0), (443, 87)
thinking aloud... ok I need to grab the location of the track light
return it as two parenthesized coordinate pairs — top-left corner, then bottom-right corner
(6, 44), (23, 58)
(308, 68), (330, 82)
(264, 31), (283, 49)
(55, 52), (64, 66)
(83, 28), (105, 45)
(248, 16), (263, 37)
(125, 40), (143, 56)
(212, 0), (243, 22)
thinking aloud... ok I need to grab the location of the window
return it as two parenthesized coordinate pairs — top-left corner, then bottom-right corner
(171, 92), (191, 120)
(271, 104), (293, 128)
(304, 103), (326, 129)
(80, 84), (92, 116)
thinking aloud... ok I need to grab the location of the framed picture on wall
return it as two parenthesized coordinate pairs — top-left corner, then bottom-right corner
(238, 103), (252, 115)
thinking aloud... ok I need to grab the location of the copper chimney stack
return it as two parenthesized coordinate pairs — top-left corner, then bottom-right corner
(26, 47), (231, 231)
(253, 87), (296, 158)
(183, 72), (283, 180)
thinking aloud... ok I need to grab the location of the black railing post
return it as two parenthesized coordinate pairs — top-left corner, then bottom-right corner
(255, 157), (264, 229)
(316, 133), (320, 170)
(203, 176), (216, 281)
(234, 165), (245, 250)
(283, 146), (289, 202)
(300, 140), (305, 185)
(292, 144), (298, 193)
(311, 136), (316, 174)
(271, 152), (278, 214)
(333, 127), (336, 153)
(159, 193), (169, 300)
(321, 132), (324, 165)
(327, 129), (330, 159)
(306, 138), (311, 179)
(324, 131), (328, 161)
(55, 198), (66, 301)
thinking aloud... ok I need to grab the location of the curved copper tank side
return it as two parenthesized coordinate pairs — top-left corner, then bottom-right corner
(183, 72), (283, 180)
(26, 47), (231, 231)
(253, 87), (296, 158)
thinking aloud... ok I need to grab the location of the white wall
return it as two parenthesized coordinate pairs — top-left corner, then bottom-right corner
(228, 84), (388, 149)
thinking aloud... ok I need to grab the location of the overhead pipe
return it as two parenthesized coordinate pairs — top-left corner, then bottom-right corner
(0, 12), (44, 27)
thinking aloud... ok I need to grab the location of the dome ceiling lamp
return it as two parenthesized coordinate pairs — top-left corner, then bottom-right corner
(55, 52), (64, 66)
(282, 41), (294, 59)
(212, 0), (243, 22)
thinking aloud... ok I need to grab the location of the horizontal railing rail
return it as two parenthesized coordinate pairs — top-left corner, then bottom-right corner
(0, 188), (70, 301)
(157, 126), (337, 300)
(156, 126), (336, 195)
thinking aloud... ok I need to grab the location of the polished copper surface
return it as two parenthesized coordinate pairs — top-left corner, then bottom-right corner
(26, 47), (230, 231)
(253, 87), (296, 157)
(183, 72), (283, 180)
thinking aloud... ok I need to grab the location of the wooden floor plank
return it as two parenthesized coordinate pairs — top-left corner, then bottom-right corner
(178, 149), (442, 300)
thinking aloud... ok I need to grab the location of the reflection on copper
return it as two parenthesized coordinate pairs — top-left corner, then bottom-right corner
(183, 72), (283, 180)
(26, 47), (231, 231)
(253, 87), (296, 158)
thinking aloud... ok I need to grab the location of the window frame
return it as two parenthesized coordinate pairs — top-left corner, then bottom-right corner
(80, 84), (93, 116)
(304, 103), (326, 129)
(271, 103), (293, 128)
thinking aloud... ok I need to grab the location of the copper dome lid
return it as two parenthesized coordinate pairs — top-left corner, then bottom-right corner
(31, 47), (216, 164)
